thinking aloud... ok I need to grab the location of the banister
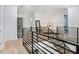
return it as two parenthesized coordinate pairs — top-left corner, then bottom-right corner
(32, 31), (79, 47)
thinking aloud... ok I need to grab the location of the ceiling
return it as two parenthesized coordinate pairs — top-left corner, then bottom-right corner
(17, 5), (79, 15)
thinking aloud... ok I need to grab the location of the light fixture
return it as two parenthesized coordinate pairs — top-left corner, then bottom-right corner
(39, 8), (42, 11)
(25, 6), (29, 8)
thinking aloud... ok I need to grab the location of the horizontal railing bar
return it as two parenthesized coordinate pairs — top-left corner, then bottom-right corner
(23, 36), (32, 40)
(33, 43), (47, 54)
(49, 42), (75, 54)
(23, 43), (32, 53)
(33, 42), (53, 54)
(28, 44), (41, 54)
(23, 37), (31, 41)
(23, 40), (31, 44)
(33, 37), (62, 54)
(23, 34), (32, 39)
(32, 31), (79, 47)
(33, 46), (42, 54)
(64, 43), (71, 51)
(30, 43), (46, 54)
(23, 38), (46, 54)
(34, 43), (53, 54)
(34, 35), (76, 54)
(23, 31), (31, 34)
(25, 43), (39, 54)
(25, 33), (31, 37)
(32, 37), (51, 54)
(43, 32), (59, 34)
(23, 29), (77, 54)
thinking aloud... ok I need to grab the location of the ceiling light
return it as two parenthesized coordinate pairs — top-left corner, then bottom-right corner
(39, 8), (42, 10)
(25, 6), (29, 8)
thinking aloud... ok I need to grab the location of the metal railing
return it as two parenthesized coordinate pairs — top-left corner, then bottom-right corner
(23, 26), (79, 54)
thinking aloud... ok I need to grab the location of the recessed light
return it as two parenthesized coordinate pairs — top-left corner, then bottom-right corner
(25, 6), (29, 8)
(39, 8), (42, 10)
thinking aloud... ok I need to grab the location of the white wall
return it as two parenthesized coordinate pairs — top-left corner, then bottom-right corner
(18, 7), (67, 32)
(34, 9), (66, 31)
(18, 14), (34, 28)
(0, 6), (1, 31)
(35, 10), (65, 27)
(68, 8), (79, 27)
(0, 6), (4, 49)
(67, 8), (79, 42)
(3, 5), (17, 41)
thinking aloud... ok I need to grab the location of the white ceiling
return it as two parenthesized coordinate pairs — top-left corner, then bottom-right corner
(17, 5), (79, 15)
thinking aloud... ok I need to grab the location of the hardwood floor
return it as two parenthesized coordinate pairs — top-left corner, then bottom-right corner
(0, 38), (29, 54)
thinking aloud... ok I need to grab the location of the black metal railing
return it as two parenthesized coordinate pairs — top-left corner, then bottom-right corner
(32, 31), (77, 54)
(23, 26), (79, 54)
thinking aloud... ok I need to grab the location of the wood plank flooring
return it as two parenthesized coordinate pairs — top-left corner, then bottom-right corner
(0, 38), (29, 54)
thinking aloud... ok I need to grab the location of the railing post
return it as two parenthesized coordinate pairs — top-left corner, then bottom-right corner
(76, 45), (79, 54)
(48, 26), (49, 41)
(64, 43), (66, 54)
(37, 32), (38, 42)
(31, 31), (34, 54)
(76, 28), (79, 54)
(56, 26), (58, 38)
(77, 28), (78, 44)
(30, 26), (32, 31)
(22, 28), (24, 45)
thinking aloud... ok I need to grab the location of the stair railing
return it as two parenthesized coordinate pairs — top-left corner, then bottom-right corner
(23, 27), (79, 54)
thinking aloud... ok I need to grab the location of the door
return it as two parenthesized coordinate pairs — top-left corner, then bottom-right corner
(17, 17), (23, 38)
